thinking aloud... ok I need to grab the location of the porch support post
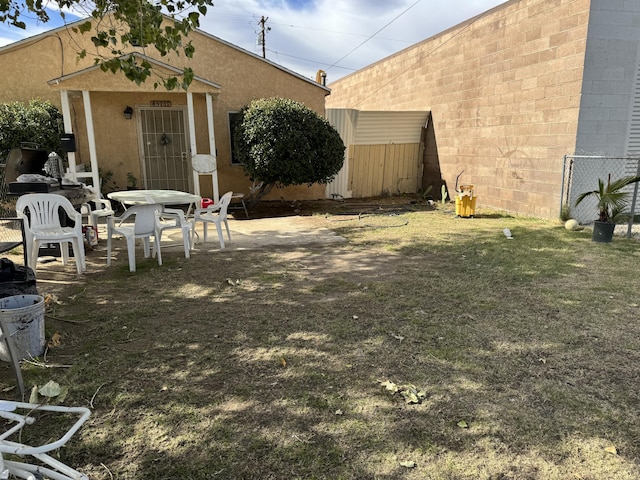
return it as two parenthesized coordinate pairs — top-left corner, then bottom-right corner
(206, 93), (219, 203)
(59, 90), (77, 180)
(82, 90), (101, 194)
(186, 92), (200, 196)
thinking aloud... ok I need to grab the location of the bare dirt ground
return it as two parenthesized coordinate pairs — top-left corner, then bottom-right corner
(2, 196), (639, 480)
(8, 195), (429, 300)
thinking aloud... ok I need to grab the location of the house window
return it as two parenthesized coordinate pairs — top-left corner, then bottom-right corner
(228, 111), (243, 165)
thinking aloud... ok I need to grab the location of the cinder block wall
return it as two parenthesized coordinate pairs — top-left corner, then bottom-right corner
(327, 0), (592, 219)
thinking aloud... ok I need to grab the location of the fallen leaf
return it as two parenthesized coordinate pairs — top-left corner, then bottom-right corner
(402, 390), (419, 404)
(457, 420), (469, 429)
(38, 380), (62, 398)
(399, 460), (416, 468)
(43, 293), (61, 307)
(56, 386), (69, 403)
(604, 446), (618, 455)
(400, 385), (426, 404)
(379, 380), (399, 393)
(47, 332), (62, 348)
(29, 385), (38, 404)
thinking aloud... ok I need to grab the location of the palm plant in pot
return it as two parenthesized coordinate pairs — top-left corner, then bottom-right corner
(575, 173), (640, 242)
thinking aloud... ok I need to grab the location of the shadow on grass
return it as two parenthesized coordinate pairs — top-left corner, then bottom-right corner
(5, 212), (640, 479)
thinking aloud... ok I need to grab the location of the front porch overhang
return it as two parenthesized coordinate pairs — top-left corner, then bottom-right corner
(47, 54), (222, 199)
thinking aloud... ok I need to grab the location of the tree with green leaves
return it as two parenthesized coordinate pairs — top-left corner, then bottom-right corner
(0, 0), (213, 90)
(233, 97), (345, 206)
(0, 99), (63, 160)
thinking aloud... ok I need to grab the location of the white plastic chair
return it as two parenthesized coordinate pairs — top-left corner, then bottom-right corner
(193, 191), (233, 248)
(156, 207), (194, 259)
(107, 203), (163, 272)
(81, 187), (114, 233)
(0, 400), (90, 480)
(15, 194), (86, 275)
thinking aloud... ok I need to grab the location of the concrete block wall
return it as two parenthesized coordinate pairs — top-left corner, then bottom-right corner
(327, 0), (593, 218)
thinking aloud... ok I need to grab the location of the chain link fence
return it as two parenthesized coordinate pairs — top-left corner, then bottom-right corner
(561, 155), (640, 240)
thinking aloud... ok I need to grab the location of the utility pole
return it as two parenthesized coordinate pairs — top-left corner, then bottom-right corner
(258, 16), (270, 58)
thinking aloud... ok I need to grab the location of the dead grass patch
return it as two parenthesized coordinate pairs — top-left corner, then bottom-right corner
(1, 200), (639, 479)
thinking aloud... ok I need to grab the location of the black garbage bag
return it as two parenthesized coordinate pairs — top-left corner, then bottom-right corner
(0, 258), (37, 298)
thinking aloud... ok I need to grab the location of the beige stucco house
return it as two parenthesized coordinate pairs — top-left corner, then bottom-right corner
(326, 0), (640, 220)
(0, 15), (330, 202)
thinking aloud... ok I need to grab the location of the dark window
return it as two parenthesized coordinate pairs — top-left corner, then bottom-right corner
(228, 112), (243, 165)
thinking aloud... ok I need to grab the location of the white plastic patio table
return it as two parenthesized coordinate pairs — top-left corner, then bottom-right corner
(108, 190), (200, 213)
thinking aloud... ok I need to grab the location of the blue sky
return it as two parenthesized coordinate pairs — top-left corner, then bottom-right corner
(0, 0), (509, 82)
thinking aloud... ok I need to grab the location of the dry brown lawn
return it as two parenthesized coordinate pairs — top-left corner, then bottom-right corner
(1, 197), (639, 480)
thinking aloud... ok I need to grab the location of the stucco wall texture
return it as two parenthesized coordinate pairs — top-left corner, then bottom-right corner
(326, 0), (592, 219)
(0, 19), (329, 200)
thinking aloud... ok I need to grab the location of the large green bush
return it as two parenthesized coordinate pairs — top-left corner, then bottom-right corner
(233, 97), (345, 203)
(0, 99), (63, 160)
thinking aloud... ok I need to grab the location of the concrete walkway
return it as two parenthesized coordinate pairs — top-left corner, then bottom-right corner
(112, 215), (347, 253)
(196, 215), (345, 250)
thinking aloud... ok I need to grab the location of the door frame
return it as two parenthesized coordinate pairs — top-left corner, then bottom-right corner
(136, 105), (193, 192)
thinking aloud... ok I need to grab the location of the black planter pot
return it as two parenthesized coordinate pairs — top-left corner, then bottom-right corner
(592, 221), (615, 242)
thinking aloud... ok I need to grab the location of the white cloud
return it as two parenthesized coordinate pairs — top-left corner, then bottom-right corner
(0, 0), (508, 80)
(199, 0), (509, 82)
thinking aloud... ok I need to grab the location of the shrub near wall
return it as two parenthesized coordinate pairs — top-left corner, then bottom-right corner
(0, 99), (63, 160)
(234, 97), (345, 204)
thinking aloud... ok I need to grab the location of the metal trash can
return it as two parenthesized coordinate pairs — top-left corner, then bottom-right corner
(0, 294), (45, 361)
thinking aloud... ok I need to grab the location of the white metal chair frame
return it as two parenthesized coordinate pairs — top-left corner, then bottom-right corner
(0, 400), (90, 480)
(16, 194), (86, 275)
(107, 203), (163, 272)
(193, 191), (233, 248)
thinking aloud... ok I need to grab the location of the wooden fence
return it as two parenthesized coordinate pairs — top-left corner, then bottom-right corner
(348, 143), (423, 197)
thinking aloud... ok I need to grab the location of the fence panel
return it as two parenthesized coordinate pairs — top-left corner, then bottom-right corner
(561, 155), (640, 240)
(349, 143), (422, 198)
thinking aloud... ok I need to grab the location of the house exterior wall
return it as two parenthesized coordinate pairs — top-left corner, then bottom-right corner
(0, 20), (328, 201)
(326, 0), (592, 219)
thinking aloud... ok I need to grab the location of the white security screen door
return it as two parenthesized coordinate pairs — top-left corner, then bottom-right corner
(138, 107), (192, 191)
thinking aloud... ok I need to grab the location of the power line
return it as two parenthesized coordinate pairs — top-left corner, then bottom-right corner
(326, 0), (422, 72)
(265, 48), (356, 71)
(266, 21), (414, 43)
(208, 11), (416, 45)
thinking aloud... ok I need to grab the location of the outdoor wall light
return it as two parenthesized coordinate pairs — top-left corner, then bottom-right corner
(123, 106), (133, 120)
